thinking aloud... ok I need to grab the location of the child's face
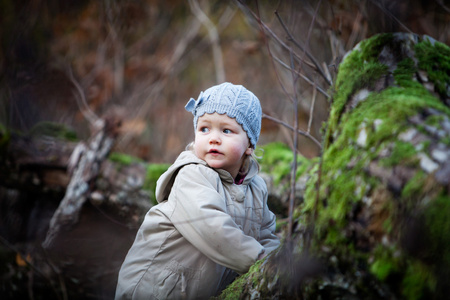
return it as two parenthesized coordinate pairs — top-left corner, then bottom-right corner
(194, 112), (253, 178)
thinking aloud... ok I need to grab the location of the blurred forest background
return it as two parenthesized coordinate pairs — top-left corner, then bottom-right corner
(1, 0), (449, 164)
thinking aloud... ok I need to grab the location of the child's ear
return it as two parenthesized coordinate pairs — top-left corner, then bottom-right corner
(245, 146), (253, 156)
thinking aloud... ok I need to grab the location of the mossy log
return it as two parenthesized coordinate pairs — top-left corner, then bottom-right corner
(219, 33), (450, 299)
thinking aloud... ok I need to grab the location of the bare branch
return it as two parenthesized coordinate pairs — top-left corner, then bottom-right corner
(236, 0), (331, 96)
(262, 113), (322, 149)
(172, 6), (236, 77)
(287, 45), (299, 242)
(367, 0), (413, 34)
(67, 66), (101, 127)
(272, 55), (330, 98)
(305, 145), (324, 253)
(189, 0), (226, 83)
(254, 1), (294, 104)
(435, 0), (450, 13)
(0, 235), (64, 300)
(307, 77), (318, 134)
(275, 9), (332, 86)
(164, 17), (202, 75)
(107, 22), (124, 95)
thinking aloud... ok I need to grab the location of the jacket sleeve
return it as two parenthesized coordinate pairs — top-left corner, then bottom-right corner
(168, 164), (264, 274)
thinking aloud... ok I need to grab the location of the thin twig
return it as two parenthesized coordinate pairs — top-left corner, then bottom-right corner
(189, 0), (225, 83)
(107, 22), (124, 95)
(254, 1), (294, 104)
(67, 66), (101, 127)
(287, 45), (299, 242)
(237, 0), (331, 96)
(305, 143), (324, 253)
(368, 0), (413, 33)
(274, 10), (332, 86)
(307, 77), (318, 134)
(272, 55), (329, 98)
(435, 0), (450, 13)
(41, 249), (68, 300)
(252, 1), (324, 148)
(0, 235), (63, 300)
(262, 113), (322, 149)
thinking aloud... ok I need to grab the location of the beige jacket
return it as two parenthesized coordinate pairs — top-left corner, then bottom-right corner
(115, 150), (279, 299)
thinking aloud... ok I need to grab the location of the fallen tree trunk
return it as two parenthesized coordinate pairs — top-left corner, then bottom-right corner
(219, 33), (450, 299)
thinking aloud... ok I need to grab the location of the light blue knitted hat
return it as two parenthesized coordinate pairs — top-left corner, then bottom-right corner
(185, 82), (262, 147)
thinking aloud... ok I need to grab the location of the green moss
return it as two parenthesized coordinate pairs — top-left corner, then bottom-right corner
(144, 163), (170, 205)
(393, 194), (449, 300)
(370, 258), (397, 281)
(328, 34), (450, 152)
(424, 114), (445, 127)
(107, 153), (169, 205)
(275, 218), (288, 232)
(27, 121), (78, 141)
(394, 57), (418, 88)
(258, 142), (315, 185)
(328, 61), (388, 141)
(216, 259), (265, 300)
(401, 171), (427, 199)
(402, 261), (436, 300)
(307, 79), (448, 242)
(109, 152), (144, 165)
(323, 226), (345, 246)
(423, 195), (450, 266)
(315, 83), (447, 226)
(358, 33), (394, 63)
(369, 243), (403, 281)
(258, 142), (293, 185)
(327, 33), (394, 144)
(379, 141), (418, 167)
(415, 40), (450, 98)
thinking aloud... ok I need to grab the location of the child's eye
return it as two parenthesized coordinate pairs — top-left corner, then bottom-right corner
(223, 129), (232, 134)
(200, 127), (209, 133)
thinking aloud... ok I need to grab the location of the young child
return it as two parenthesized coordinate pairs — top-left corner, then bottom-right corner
(115, 82), (280, 299)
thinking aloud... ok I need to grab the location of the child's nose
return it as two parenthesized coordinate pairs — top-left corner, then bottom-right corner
(209, 131), (221, 144)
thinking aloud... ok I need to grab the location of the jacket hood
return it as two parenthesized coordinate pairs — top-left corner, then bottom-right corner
(155, 150), (259, 203)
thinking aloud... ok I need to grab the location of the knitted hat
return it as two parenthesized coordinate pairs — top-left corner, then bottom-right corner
(185, 82), (262, 147)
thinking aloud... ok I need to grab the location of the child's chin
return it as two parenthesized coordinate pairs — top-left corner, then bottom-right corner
(206, 161), (223, 168)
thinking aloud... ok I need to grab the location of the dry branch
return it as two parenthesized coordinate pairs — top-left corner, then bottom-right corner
(189, 0), (226, 83)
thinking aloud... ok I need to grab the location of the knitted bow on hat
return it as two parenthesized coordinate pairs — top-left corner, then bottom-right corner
(185, 91), (205, 114)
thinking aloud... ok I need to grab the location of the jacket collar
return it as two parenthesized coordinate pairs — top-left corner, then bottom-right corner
(155, 150), (259, 202)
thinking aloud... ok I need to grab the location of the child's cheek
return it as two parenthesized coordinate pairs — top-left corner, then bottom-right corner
(192, 139), (203, 157)
(230, 144), (246, 158)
